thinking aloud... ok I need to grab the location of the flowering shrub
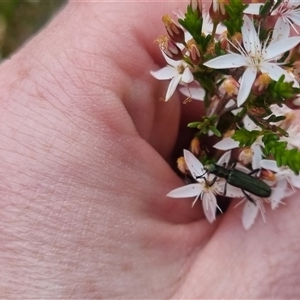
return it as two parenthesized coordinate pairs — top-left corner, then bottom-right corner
(151, 0), (300, 229)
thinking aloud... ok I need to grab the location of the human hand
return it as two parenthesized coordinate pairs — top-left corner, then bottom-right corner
(0, 1), (299, 298)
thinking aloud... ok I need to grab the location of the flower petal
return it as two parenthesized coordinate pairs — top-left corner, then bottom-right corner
(265, 36), (300, 60)
(150, 66), (177, 80)
(272, 17), (290, 42)
(284, 134), (300, 148)
(214, 137), (239, 150)
(181, 67), (194, 83)
(226, 184), (245, 198)
(217, 150), (231, 167)
(251, 144), (262, 170)
(242, 15), (261, 55)
(183, 149), (205, 180)
(234, 163), (252, 173)
(243, 3), (263, 15)
(289, 11), (300, 27)
(237, 67), (257, 106)
(243, 115), (260, 130)
(214, 178), (245, 198)
(179, 86), (205, 101)
(293, 96), (300, 106)
(270, 103), (292, 117)
(167, 183), (202, 198)
(203, 53), (248, 69)
(162, 52), (182, 67)
(260, 63), (295, 85)
(270, 178), (288, 209)
(289, 174), (300, 189)
(165, 75), (181, 101)
(202, 192), (217, 223)
(242, 200), (259, 230)
(260, 159), (280, 172)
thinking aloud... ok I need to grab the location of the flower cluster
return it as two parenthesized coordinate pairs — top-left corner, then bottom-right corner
(151, 0), (300, 229)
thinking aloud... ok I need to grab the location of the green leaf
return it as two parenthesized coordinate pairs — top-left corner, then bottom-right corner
(232, 128), (261, 147)
(209, 126), (222, 137)
(271, 0), (283, 12)
(188, 115), (219, 137)
(259, 0), (272, 16)
(178, 5), (203, 46)
(187, 122), (202, 128)
(267, 75), (300, 102)
(223, 0), (248, 36)
(262, 132), (300, 174)
(265, 114), (285, 123)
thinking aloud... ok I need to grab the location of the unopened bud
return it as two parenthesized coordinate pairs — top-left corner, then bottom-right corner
(239, 147), (253, 165)
(190, 137), (201, 156)
(260, 169), (276, 182)
(230, 32), (243, 51)
(162, 15), (185, 44)
(223, 129), (235, 138)
(219, 30), (228, 50)
(209, 0), (229, 23)
(206, 42), (216, 57)
(190, 0), (202, 17)
(219, 76), (239, 97)
(249, 106), (267, 117)
(252, 73), (271, 95)
(177, 156), (189, 174)
(154, 35), (183, 60)
(186, 39), (201, 65)
(292, 61), (300, 83)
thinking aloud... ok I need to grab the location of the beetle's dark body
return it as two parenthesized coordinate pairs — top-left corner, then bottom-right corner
(206, 164), (271, 198)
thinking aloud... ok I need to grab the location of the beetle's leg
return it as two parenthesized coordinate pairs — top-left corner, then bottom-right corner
(248, 168), (260, 176)
(208, 176), (218, 187)
(230, 162), (237, 170)
(198, 174), (218, 188)
(195, 170), (207, 179)
(242, 189), (256, 205)
(223, 181), (227, 196)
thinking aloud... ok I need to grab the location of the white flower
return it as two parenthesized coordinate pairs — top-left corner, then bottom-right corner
(203, 15), (300, 106)
(270, 103), (293, 119)
(167, 150), (243, 223)
(237, 173), (289, 229)
(245, 1), (300, 40)
(292, 95), (300, 106)
(260, 159), (300, 191)
(243, 3), (264, 15)
(179, 84), (205, 101)
(240, 196), (267, 230)
(214, 115), (263, 168)
(262, 105), (300, 149)
(266, 105), (300, 149)
(272, 0), (300, 40)
(280, 117), (300, 149)
(150, 54), (194, 102)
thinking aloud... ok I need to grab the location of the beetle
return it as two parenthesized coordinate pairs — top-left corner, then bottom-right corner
(196, 163), (271, 203)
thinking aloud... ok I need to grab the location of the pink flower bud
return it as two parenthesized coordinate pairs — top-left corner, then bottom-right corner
(186, 39), (201, 65)
(209, 0), (229, 23)
(154, 35), (184, 60)
(162, 15), (185, 44)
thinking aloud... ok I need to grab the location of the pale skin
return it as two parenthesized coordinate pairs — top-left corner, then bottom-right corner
(1, 1), (300, 298)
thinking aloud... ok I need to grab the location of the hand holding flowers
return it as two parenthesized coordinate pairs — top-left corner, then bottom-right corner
(151, 0), (300, 229)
